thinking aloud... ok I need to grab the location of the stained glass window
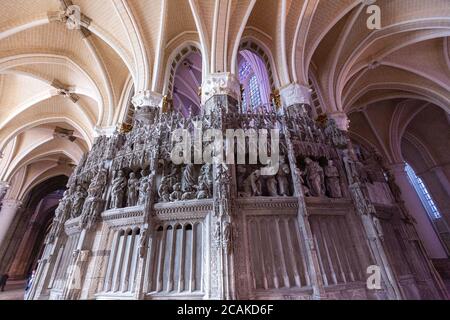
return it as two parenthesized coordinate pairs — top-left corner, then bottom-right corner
(405, 163), (441, 219)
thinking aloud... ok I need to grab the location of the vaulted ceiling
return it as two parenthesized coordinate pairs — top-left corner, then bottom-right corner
(0, 0), (449, 199)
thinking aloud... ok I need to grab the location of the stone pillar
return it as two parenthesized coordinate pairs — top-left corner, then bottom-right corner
(0, 181), (9, 204)
(390, 163), (447, 259)
(132, 90), (163, 124)
(201, 72), (240, 299)
(130, 90), (163, 299)
(0, 199), (22, 250)
(279, 83), (312, 107)
(327, 112), (350, 132)
(279, 83), (327, 299)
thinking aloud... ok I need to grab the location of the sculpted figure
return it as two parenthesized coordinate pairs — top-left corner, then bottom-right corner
(214, 221), (221, 241)
(127, 172), (139, 206)
(266, 175), (279, 196)
(196, 180), (210, 199)
(158, 175), (172, 202)
(324, 160), (342, 198)
(241, 169), (262, 197)
(169, 183), (183, 202)
(138, 171), (149, 205)
(223, 221), (232, 254)
(46, 191), (71, 244)
(80, 168), (107, 229)
(304, 158), (325, 197)
(71, 185), (86, 218)
(324, 118), (347, 147)
(198, 164), (213, 197)
(182, 164), (196, 192)
(277, 163), (291, 196)
(111, 170), (127, 209)
(182, 185), (197, 200)
(139, 228), (148, 258)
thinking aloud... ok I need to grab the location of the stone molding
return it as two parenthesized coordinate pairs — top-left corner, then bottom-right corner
(1, 199), (22, 209)
(201, 72), (240, 104)
(280, 83), (312, 107)
(132, 90), (163, 109)
(327, 112), (350, 131)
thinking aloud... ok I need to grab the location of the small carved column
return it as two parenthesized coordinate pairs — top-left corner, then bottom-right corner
(0, 181), (9, 205)
(202, 73), (240, 299)
(280, 83), (327, 299)
(130, 90), (163, 299)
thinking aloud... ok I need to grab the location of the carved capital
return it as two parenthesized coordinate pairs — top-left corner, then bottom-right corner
(1, 199), (22, 210)
(327, 112), (350, 131)
(132, 90), (163, 109)
(93, 126), (116, 137)
(279, 83), (312, 107)
(201, 72), (240, 104)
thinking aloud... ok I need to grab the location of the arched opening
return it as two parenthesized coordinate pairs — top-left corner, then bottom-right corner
(169, 46), (202, 117)
(0, 175), (68, 282)
(238, 47), (273, 112)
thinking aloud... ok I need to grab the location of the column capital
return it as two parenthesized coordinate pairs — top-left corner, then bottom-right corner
(131, 90), (163, 109)
(1, 199), (22, 210)
(93, 126), (116, 137)
(201, 72), (240, 104)
(327, 112), (350, 131)
(279, 83), (312, 107)
(388, 162), (407, 174)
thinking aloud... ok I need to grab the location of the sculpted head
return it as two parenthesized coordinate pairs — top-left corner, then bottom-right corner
(130, 172), (136, 179)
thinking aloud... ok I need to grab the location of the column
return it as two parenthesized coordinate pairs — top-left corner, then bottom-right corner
(390, 163), (447, 259)
(280, 83), (312, 107)
(0, 181), (9, 204)
(202, 72), (240, 299)
(279, 83), (327, 299)
(0, 199), (22, 249)
(327, 112), (350, 131)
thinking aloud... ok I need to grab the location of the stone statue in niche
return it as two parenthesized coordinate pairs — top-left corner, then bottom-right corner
(138, 170), (149, 205)
(196, 180), (210, 199)
(324, 118), (347, 147)
(213, 221), (221, 242)
(182, 164), (196, 192)
(139, 228), (148, 258)
(324, 160), (342, 198)
(71, 185), (87, 218)
(197, 163), (213, 198)
(80, 168), (107, 229)
(240, 169), (262, 197)
(158, 175), (172, 202)
(127, 172), (139, 206)
(111, 170), (127, 209)
(304, 158), (325, 197)
(277, 163), (291, 196)
(182, 186), (197, 200)
(223, 221), (232, 254)
(266, 175), (279, 196)
(46, 191), (71, 244)
(170, 183), (183, 202)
